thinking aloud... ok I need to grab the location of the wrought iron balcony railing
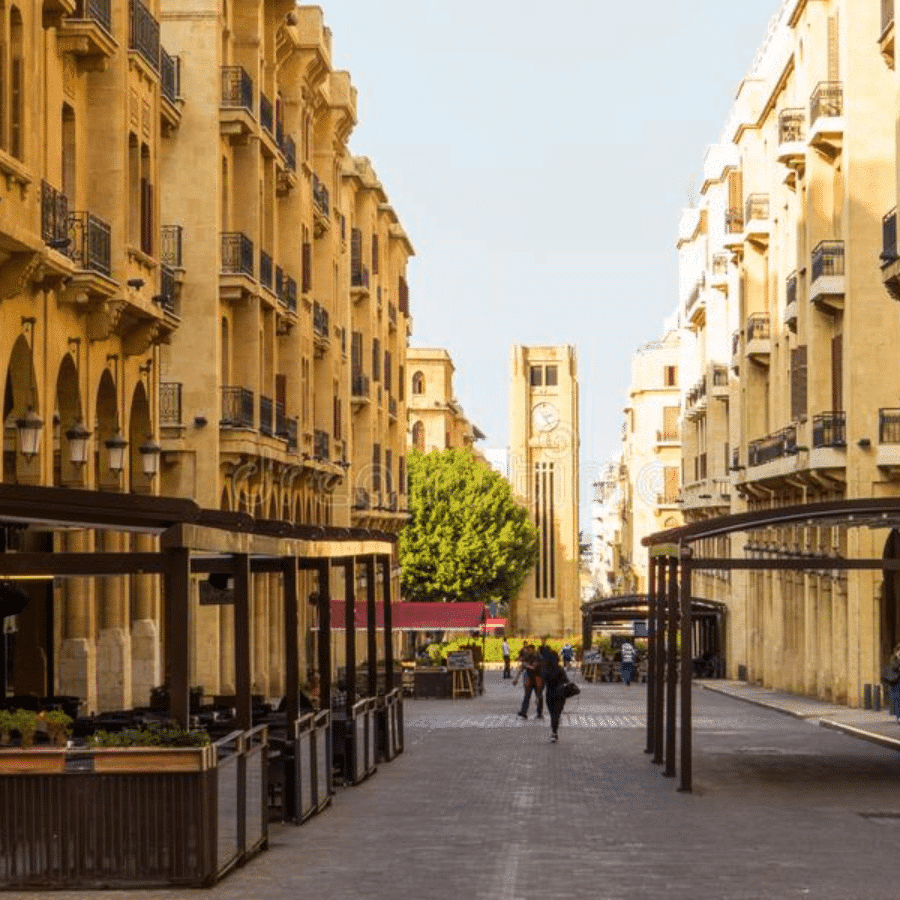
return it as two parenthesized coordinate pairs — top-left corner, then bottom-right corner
(746, 312), (770, 342)
(160, 382), (182, 425)
(275, 265), (283, 302)
(313, 301), (329, 339)
(312, 174), (329, 217)
(41, 181), (69, 248)
(68, 211), (111, 276)
(812, 240), (845, 281)
(711, 364), (728, 387)
(725, 208), (743, 234)
(389, 397), (398, 418)
(786, 271), (798, 306)
(880, 408), (900, 443)
(812, 411), (846, 448)
(388, 303), (397, 329)
(221, 386), (254, 429)
(221, 66), (253, 113)
(260, 395), (274, 436)
(778, 108), (804, 144)
(883, 209), (898, 266)
(129, 0), (159, 71)
(745, 194), (769, 223)
(810, 81), (843, 125)
(285, 416), (298, 452)
(160, 224), (182, 268)
(352, 372), (370, 397)
(260, 250), (273, 290)
(732, 330), (740, 357)
(73, 0), (112, 34)
(281, 135), (296, 172)
(160, 49), (180, 103)
(283, 275), (297, 312)
(731, 447), (740, 471)
(313, 429), (330, 460)
(748, 425), (797, 467)
(351, 265), (369, 289)
(221, 232), (253, 276)
(158, 264), (177, 314)
(260, 93), (273, 135)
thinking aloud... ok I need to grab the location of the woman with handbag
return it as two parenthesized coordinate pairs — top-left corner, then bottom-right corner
(542, 649), (579, 742)
(882, 643), (900, 723)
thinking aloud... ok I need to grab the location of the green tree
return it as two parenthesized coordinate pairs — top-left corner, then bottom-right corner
(400, 448), (538, 605)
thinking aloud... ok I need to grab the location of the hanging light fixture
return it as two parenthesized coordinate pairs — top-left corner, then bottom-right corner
(105, 428), (128, 473)
(16, 407), (43, 461)
(65, 419), (91, 467)
(138, 434), (161, 477)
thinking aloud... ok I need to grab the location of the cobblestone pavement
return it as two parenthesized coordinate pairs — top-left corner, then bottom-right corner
(11, 673), (900, 900)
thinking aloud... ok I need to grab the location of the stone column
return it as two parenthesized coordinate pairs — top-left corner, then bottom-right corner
(268, 571), (283, 697)
(58, 529), (97, 712)
(252, 572), (269, 696)
(131, 532), (159, 707)
(97, 529), (132, 711)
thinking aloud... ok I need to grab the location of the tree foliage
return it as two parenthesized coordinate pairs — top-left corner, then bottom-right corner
(400, 449), (538, 605)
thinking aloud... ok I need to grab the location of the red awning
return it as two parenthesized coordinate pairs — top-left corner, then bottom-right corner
(485, 618), (507, 631)
(326, 601), (486, 631)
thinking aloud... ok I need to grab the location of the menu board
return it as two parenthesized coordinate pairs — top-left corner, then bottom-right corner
(445, 649), (475, 670)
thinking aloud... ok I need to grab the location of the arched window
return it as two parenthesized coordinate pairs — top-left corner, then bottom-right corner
(412, 420), (425, 452)
(412, 371), (425, 395)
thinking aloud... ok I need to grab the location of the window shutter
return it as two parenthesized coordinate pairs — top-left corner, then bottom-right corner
(664, 467), (679, 503)
(351, 331), (363, 372)
(302, 241), (311, 293)
(831, 334), (843, 411)
(351, 228), (362, 280)
(790, 346), (807, 421)
(371, 234), (379, 274)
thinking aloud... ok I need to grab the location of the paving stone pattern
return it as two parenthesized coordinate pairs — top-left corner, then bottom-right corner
(11, 673), (900, 900)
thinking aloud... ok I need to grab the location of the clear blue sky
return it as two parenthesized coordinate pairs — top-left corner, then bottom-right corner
(321, 0), (779, 529)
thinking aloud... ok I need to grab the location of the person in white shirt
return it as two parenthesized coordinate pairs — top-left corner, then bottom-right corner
(501, 637), (511, 679)
(620, 640), (636, 686)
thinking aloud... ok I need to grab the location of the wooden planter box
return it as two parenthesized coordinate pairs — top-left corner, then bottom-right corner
(91, 744), (215, 773)
(0, 748), (67, 774)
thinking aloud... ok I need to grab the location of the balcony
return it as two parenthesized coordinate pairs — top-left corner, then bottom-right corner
(784, 271), (798, 330)
(276, 134), (297, 195)
(68, 211), (111, 278)
(259, 395), (274, 437)
(883, 209), (900, 301)
(59, 0), (116, 70)
(260, 250), (273, 294)
(878, 408), (900, 472)
(745, 312), (770, 363)
(709, 252), (729, 290)
(812, 411), (846, 449)
(260, 93), (274, 136)
(723, 208), (743, 251)
(159, 382), (182, 427)
(776, 108), (805, 170)
(312, 301), (329, 356)
(743, 194), (769, 246)
(160, 49), (182, 133)
(351, 372), (371, 408)
(351, 265), (370, 302)
(808, 82), (843, 155)
(41, 181), (70, 250)
(710, 363), (728, 399)
(313, 429), (330, 461)
(282, 275), (297, 313)
(655, 427), (679, 447)
(809, 240), (844, 312)
(882, 0), (895, 69)
(748, 425), (797, 468)
(685, 273), (705, 325)
(312, 175), (330, 236)
(220, 232), (254, 302)
(128, 0), (159, 74)
(220, 66), (254, 140)
(158, 264), (177, 315)
(284, 416), (298, 453)
(221, 387), (254, 429)
(388, 397), (398, 420)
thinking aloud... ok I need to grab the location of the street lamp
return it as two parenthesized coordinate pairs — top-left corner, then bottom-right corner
(65, 419), (91, 467)
(138, 435), (162, 477)
(16, 407), (43, 461)
(104, 428), (128, 474)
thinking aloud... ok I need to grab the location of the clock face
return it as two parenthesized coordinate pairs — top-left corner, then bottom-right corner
(532, 402), (560, 433)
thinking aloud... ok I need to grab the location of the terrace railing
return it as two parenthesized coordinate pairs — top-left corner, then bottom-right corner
(129, 0), (160, 71)
(221, 232), (253, 276)
(812, 411), (846, 448)
(73, 0), (112, 33)
(68, 211), (111, 276)
(221, 66), (253, 113)
(160, 382), (182, 425)
(41, 181), (69, 248)
(880, 408), (900, 443)
(778, 108), (804, 143)
(811, 240), (845, 280)
(810, 81), (843, 125)
(221, 386), (254, 428)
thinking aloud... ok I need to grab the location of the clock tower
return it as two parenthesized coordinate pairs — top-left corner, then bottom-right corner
(509, 345), (580, 636)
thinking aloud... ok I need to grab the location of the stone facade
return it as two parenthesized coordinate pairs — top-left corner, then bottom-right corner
(0, 2), (412, 712)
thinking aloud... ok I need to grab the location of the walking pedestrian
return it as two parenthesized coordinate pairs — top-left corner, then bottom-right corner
(502, 636), (511, 679)
(620, 640), (636, 686)
(882, 643), (900, 724)
(517, 644), (544, 719)
(542, 648), (569, 742)
(561, 642), (574, 670)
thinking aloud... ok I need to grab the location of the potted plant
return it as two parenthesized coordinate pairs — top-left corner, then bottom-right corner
(89, 721), (213, 773)
(42, 710), (73, 747)
(0, 709), (67, 773)
(12, 709), (39, 748)
(0, 709), (12, 745)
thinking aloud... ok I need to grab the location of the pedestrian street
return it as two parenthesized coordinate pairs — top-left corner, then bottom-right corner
(13, 670), (900, 900)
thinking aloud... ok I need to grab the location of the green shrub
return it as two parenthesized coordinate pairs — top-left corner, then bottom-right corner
(0, 709), (13, 745)
(10, 709), (40, 748)
(88, 721), (210, 748)
(425, 634), (583, 664)
(42, 710), (73, 747)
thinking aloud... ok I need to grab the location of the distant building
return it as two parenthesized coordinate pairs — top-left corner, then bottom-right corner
(590, 460), (622, 595)
(483, 447), (510, 480)
(406, 348), (484, 453)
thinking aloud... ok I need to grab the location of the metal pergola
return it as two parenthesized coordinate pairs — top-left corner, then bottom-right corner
(0, 482), (397, 728)
(642, 497), (900, 793)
